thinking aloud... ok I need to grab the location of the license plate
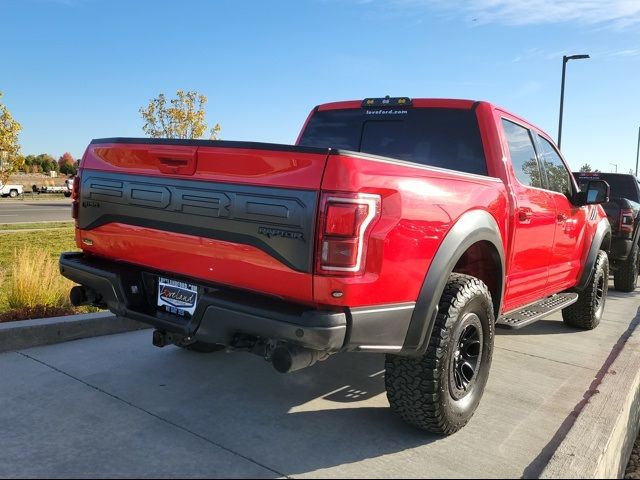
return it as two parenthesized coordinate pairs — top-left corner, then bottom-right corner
(157, 277), (198, 317)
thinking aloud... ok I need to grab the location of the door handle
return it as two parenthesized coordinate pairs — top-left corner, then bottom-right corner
(518, 208), (532, 223)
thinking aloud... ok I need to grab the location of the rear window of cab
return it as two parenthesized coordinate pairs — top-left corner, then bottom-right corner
(298, 107), (488, 176)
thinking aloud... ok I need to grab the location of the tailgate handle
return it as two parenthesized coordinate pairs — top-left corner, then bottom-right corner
(159, 158), (189, 168)
(150, 148), (197, 175)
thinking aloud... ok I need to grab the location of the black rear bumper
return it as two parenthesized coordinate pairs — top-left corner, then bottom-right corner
(59, 253), (414, 353)
(59, 252), (346, 351)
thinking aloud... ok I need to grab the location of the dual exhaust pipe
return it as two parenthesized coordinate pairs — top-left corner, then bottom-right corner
(152, 328), (325, 374)
(69, 286), (100, 307)
(72, 286), (325, 374)
(73, 282), (326, 374)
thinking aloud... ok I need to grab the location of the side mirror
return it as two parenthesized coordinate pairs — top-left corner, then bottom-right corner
(575, 180), (609, 206)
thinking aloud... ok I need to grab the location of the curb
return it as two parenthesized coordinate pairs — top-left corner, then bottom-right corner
(0, 312), (149, 353)
(540, 313), (640, 479)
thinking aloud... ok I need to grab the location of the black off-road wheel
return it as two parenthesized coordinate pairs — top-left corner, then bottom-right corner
(180, 341), (226, 353)
(562, 250), (608, 330)
(613, 243), (639, 292)
(385, 273), (495, 435)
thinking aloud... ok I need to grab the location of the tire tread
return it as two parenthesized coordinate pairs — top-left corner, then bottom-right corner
(385, 273), (494, 435)
(562, 250), (608, 330)
(613, 243), (638, 292)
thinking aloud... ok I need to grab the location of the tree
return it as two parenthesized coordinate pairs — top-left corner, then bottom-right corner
(139, 90), (221, 140)
(522, 157), (542, 187)
(0, 92), (23, 185)
(58, 152), (77, 175)
(34, 153), (56, 174)
(579, 164), (593, 173)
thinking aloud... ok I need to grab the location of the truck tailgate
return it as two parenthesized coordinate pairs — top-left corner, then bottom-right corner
(76, 139), (330, 304)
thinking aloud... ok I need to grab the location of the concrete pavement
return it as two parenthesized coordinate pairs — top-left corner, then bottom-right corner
(0, 284), (638, 478)
(0, 200), (72, 224)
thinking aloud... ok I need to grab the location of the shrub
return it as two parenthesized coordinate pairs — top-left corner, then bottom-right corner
(6, 246), (72, 309)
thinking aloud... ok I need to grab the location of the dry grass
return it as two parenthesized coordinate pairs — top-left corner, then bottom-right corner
(0, 225), (102, 321)
(6, 246), (74, 309)
(0, 224), (77, 311)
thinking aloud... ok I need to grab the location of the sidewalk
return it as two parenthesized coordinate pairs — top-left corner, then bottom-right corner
(0, 284), (638, 478)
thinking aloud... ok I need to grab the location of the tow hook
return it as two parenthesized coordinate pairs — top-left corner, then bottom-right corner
(152, 330), (169, 348)
(152, 330), (193, 348)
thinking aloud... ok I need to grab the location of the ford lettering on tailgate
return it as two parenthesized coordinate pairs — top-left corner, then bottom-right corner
(77, 171), (317, 273)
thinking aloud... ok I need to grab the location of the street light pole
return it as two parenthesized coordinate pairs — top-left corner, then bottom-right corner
(636, 126), (640, 177)
(557, 54), (590, 150)
(610, 163), (618, 173)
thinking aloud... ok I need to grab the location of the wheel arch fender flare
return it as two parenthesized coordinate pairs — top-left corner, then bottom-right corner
(400, 209), (505, 356)
(575, 217), (612, 291)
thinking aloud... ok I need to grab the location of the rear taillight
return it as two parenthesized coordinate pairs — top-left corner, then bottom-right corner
(71, 175), (80, 220)
(316, 192), (380, 275)
(620, 208), (635, 234)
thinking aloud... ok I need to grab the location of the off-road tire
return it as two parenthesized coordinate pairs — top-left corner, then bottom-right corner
(180, 341), (226, 353)
(613, 243), (638, 292)
(9, 189), (18, 198)
(385, 273), (495, 435)
(562, 250), (608, 330)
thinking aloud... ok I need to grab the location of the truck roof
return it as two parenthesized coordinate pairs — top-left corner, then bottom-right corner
(317, 98), (478, 111)
(315, 98), (555, 145)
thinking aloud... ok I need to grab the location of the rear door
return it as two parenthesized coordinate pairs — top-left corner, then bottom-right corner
(536, 135), (586, 290)
(500, 118), (557, 311)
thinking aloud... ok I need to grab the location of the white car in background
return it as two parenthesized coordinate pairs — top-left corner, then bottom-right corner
(0, 183), (23, 198)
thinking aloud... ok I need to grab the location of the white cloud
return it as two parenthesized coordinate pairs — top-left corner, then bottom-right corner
(609, 48), (640, 56)
(374, 0), (640, 28)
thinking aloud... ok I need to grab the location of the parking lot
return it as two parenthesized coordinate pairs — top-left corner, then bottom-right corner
(0, 284), (638, 478)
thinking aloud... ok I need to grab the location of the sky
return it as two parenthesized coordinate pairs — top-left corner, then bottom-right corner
(2, 0), (640, 173)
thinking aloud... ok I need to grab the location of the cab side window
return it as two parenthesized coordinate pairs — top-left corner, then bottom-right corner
(538, 136), (571, 196)
(502, 119), (543, 188)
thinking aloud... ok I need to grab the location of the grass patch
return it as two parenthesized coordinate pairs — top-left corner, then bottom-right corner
(14, 193), (69, 201)
(0, 221), (73, 231)
(0, 306), (77, 323)
(0, 224), (80, 315)
(7, 246), (73, 309)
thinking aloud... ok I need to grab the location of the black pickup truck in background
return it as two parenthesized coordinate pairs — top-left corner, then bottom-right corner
(574, 172), (640, 291)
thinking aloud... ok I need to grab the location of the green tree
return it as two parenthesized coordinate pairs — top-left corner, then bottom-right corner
(522, 157), (542, 187)
(139, 90), (221, 140)
(0, 92), (23, 184)
(544, 161), (570, 195)
(34, 153), (56, 174)
(579, 164), (593, 173)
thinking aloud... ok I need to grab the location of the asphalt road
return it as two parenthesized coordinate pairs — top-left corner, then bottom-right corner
(0, 199), (72, 223)
(0, 285), (639, 478)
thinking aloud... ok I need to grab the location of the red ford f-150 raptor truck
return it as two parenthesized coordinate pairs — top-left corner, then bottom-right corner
(574, 171), (640, 292)
(60, 97), (611, 435)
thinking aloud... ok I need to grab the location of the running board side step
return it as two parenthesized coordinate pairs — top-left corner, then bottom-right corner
(497, 293), (579, 330)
